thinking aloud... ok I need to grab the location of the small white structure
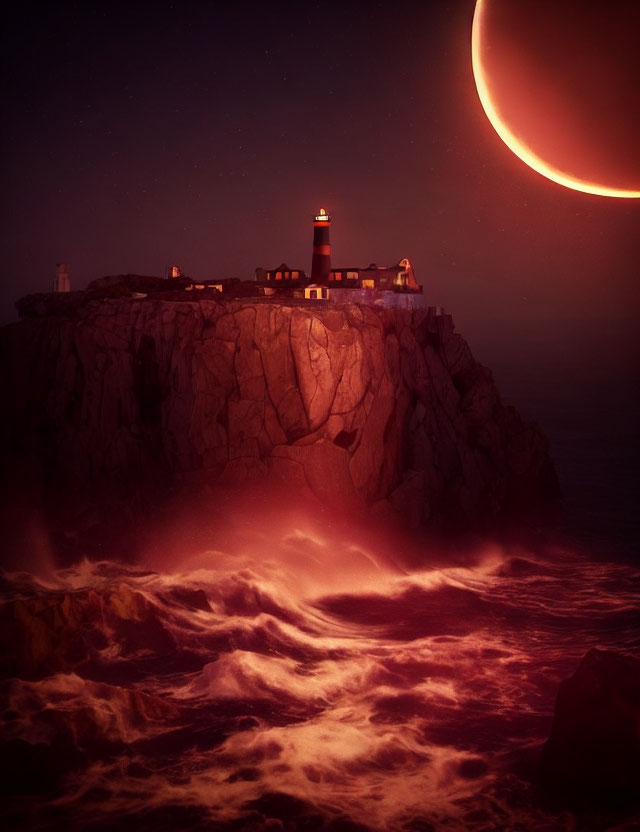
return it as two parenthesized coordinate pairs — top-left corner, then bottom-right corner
(304, 284), (329, 300)
(186, 283), (221, 292)
(53, 263), (70, 293)
(169, 265), (183, 278)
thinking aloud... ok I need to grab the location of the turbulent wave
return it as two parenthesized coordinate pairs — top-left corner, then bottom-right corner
(1, 527), (638, 831)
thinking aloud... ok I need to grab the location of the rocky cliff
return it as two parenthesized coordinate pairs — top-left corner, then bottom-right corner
(0, 296), (557, 559)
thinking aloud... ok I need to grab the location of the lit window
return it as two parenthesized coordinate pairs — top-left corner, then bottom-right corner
(292, 271), (298, 279)
(362, 279), (374, 289)
(334, 272), (342, 281)
(276, 272), (282, 280)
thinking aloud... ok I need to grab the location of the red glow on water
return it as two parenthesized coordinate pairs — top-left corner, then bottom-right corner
(2, 500), (638, 830)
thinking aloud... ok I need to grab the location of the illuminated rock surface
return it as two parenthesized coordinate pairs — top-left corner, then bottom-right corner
(0, 296), (556, 557)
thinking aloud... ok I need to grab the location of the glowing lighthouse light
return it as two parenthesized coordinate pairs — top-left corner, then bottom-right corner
(314, 208), (330, 222)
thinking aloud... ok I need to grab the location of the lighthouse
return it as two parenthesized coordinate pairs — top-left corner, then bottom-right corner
(311, 208), (331, 284)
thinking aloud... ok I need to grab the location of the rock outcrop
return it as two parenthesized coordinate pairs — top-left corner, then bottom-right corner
(0, 296), (557, 558)
(541, 648), (640, 808)
(0, 672), (179, 796)
(0, 583), (176, 678)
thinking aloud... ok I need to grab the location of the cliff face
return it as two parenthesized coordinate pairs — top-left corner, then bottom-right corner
(0, 297), (557, 556)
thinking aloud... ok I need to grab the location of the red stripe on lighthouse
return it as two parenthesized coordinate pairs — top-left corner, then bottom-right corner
(313, 245), (331, 255)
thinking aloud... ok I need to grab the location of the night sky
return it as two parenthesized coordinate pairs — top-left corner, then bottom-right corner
(2, 0), (637, 327)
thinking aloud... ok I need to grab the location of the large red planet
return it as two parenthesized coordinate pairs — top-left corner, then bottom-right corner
(472, 0), (640, 197)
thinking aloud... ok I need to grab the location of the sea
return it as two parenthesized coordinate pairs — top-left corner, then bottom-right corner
(1, 315), (639, 832)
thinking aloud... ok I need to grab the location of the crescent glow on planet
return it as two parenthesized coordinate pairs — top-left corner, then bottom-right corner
(471, 0), (640, 198)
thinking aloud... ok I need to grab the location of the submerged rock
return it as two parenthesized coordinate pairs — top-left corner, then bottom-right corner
(0, 673), (179, 796)
(0, 584), (175, 678)
(541, 648), (640, 808)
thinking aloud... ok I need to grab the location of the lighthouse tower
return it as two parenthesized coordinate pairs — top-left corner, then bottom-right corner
(311, 208), (331, 284)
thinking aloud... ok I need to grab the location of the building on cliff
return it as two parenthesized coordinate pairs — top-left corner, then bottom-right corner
(44, 210), (424, 307)
(255, 209), (424, 306)
(304, 284), (329, 300)
(53, 263), (70, 293)
(254, 263), (307, 283)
